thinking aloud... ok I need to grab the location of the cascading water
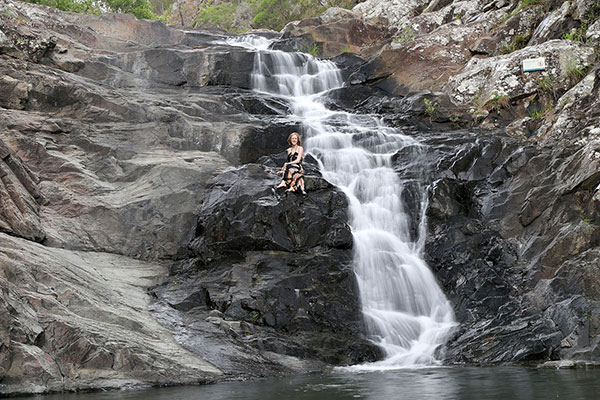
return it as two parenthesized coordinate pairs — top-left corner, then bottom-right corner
(228, 37), (457, 368)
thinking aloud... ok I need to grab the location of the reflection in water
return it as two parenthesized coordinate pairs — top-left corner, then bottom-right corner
(20, 367), (600, 400)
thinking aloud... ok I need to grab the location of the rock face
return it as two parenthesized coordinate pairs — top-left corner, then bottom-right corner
(276, 8), (394, 57)
(0, 0), (365, 395)
(0, 138), (45, 241)
(318, 0), (600, 365)
(0, 233), (222, 394)
(154, 158), (381, 366)
(419, 131), (600, 363)
(2, 0), (600, 394)
(445, 40), (596, 108)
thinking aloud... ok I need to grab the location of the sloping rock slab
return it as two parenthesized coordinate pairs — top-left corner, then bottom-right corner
(0, 233), (221, 396)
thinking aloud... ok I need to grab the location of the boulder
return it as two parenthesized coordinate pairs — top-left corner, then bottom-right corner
(0, 233), (222, 395)
(357, 21), (487, 96)
(419, 125), (600, 363)
(587, 19), (600, 46)
(445, 40), (596, 109)
(155, 159), (381, 366)
(352, 0), (430, 27)
(277, 14), (393, 57)
(534, 65), (600, 145)
(529, 1), (574, 45)
(470, 6), (546, 56)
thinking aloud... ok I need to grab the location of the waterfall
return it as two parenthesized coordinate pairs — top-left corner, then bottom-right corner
(230, 36), (457, 368)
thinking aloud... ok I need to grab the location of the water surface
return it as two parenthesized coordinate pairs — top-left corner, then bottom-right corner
(23, 367), (600, 400)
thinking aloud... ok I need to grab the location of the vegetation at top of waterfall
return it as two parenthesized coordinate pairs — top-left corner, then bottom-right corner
(21, 0), (173, 20)
(193, 0), (357, 32)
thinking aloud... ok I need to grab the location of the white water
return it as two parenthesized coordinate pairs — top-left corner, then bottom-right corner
(215, 34), (273, 51)
(243, 39), (457, 368)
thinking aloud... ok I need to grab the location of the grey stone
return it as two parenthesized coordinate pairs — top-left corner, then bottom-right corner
(0, 29), (8, 46)
(586, 19), (600, 46)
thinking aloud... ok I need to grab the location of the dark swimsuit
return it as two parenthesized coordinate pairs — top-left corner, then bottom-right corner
(283, 150), (304, 191)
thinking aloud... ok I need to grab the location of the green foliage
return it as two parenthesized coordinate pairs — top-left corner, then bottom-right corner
(530, 103), (553, 120)
(485, 92), (510, 113)
(423, 98), (437, 118)
(149, 0), (174, 16)
(23, 0), (101, 14)
(253, 0), (327, 31)
(561, 0), (600, 45)
(566, 61), (588, 83)
(341, 45), (351, 53)
(529, 109), (543, 120)
(194, 0), (350, 32)
(328, 0), (355, 9)
(501, 34), (529, 54)
(562, 28), (586, 42)
(450, 116), (462, 127)
(502, 0), (550, 22)
(393, 26), (415, 44)
(537, 76), (554, 92)
(105, 0), (157, 19)
(301, 41), (320, 56)
(193, 0), (238, 31)
(23, 0), (160, 19)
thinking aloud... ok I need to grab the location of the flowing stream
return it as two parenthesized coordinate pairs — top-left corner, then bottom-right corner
(231, 35), (457, 368)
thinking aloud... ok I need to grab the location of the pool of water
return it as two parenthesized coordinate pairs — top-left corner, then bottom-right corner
(21, 366), (600, 400)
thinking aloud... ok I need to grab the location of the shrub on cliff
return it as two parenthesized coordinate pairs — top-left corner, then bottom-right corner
(22, 0), (164, 19)
(193, 0), (356, 32)
(23, 0), (101, 13)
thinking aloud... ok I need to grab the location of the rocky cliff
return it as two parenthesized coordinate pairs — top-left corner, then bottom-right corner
(0, 0), (374, 394)
(277, 0), (600, 364)
(1, 0), (600, 395)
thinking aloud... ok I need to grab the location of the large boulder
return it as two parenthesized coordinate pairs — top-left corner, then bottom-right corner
(352, 0), (430, 27)
(418, 128), (600, 363)
(275, 9), (393, 57)
(534, 66), (600, 145)
(154, 158), (382, 366)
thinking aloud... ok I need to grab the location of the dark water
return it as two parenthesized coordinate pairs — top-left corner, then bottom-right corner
(21, 367), (600, 400)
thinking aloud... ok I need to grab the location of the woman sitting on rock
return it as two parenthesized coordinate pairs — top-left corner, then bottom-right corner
(276, 132), (306, 194)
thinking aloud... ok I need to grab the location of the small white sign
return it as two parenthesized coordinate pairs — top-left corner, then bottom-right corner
(523, 57), (546, 72)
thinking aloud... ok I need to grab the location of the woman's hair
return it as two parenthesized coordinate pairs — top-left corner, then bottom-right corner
(287, 132), (302, 146)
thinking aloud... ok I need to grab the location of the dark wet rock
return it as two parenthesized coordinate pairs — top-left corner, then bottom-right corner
(155, 159), (382, 367)
(418, 129), (600, 364)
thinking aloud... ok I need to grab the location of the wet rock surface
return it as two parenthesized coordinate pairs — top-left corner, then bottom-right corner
(414, 130), (600, 363)
(154, 158), (381, 367)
